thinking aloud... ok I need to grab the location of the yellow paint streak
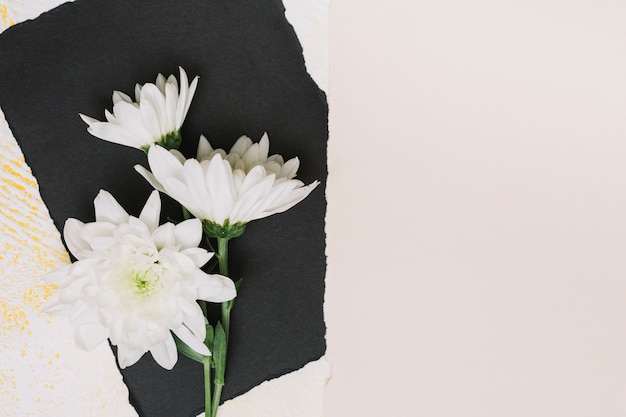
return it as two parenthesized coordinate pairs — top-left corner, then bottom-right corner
(23, 283), (58, 309)
(0, 301), (28, 333)
(0, 196), (40, 213)
(0, 202), (21, 214)
(10, 157), (24, 167)
(3, 163), (37, 187)
(2, 177), (26, 192)
(0, 4), (12, 27)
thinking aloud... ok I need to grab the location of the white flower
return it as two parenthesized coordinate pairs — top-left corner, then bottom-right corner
(79, 67), (199, 151)
(134, 133), (320, 230)
(42, 190), (236, 370)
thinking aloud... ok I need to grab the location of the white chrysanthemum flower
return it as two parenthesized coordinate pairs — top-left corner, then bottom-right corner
(79, 67), (199, 152)
(134, 133), (319, 235)
(42, 190), (236, 370)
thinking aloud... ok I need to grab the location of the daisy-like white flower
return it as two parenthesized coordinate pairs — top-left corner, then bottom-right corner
(42, 190), (235, 370)
(134, 133), (320, 237)
(79, 67), (199, 152)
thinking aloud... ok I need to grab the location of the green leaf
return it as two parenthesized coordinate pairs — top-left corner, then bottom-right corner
(182, 206), (192, 220)
(212, 322), (227, 385)
(205, 323), (215, 352)
(173, 333), (207, 364)
(199, 300), (207, 317)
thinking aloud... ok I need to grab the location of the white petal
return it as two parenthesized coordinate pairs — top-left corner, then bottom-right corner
(231, 169), (246, 193)
(73, 324), (108, 351)
(140, 84), (168, 136)
(238, 165), (272, 195)
(134, 84), (142, 101)
(175, 67), (189, 127)
(88, 235), (117, 251)
(152, 223), (176, 249)
(139, 191), (162, 232)
(169, 149), (186, 164)
(111, 101), (151, 138)
(175, 67), (198, 127)
(262, 180), (320, 218)
(63, 258), (99, 284)
(86, 121), (146, 148)
(205, 155), (236, 224)
(40, 295), (65, 314)
(251, 178), (300, 212)
(263, 160), (282, 176)
(63, 218), (90, 259)
(94, 190), (129, 224)
(104, 109), (116, 123)
(112, 90), (133, 104)
(173, 325), (211, 357)
(155, 73), (167, 93)
(138, 98), (163, 141)
(174, 218), (202, 249)
(79, 113), (100, 126)
(147, 145), (185, 183)
(57, 286), (82, 304)
(69, 301), (100, 325)
(196, 273), (236, 302)
(242, 134), (270, 167)
(117, 345), (145, 369)
(166, 74), (178, 92)
(160, 176), (204, 218)
(279, 157), (300, 180)
(80, 222), (116, 244)
(186, 75), (199, 116)
(181, 247), (213, 268)
(180, 159), (211, 218)
(43, 264), (74, 288)
(160, 250), (199, 274)
(197, 135), (214, 160)
(164, 82), (178, 133)
(134, 165), (166, 193)
(230, 172), (276, 223)
(258, 132), (270, 160)
(150, 334), (178, 370)
(230, 135), (253, 156)
(177, 299), (206, 339)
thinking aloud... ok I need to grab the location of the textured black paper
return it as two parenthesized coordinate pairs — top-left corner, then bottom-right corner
(0, 1), (327, 415)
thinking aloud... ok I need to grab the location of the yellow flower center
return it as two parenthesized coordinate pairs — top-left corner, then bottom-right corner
(129, 264), (161, 296)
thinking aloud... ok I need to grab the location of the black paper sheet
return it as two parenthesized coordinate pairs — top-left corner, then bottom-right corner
(0, 1), (327, 415)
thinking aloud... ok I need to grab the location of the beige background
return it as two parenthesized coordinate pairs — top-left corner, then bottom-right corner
(326, 1), (626, 416)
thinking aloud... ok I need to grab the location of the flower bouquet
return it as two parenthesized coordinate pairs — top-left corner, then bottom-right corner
(42, 67), (319, 417)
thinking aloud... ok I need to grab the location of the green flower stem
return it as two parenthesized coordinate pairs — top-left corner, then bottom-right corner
(203, 356), (212, 417)
(221, 303), (231, 343)
(217, 237), (231, 337)
(217, 237), (229, 276)
(209, 322), (227, 417)
(211, 381), (224, 417)
(207, 237), (231, 417)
